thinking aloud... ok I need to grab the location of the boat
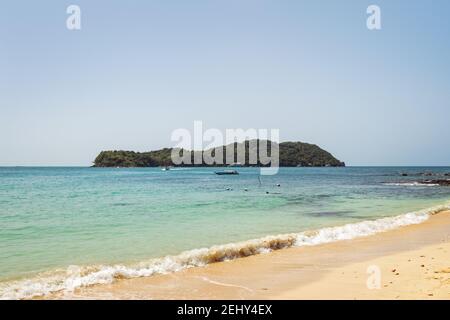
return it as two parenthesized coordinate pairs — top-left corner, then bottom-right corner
(214, 170), (239, 175)
(161, 166), (171, 171)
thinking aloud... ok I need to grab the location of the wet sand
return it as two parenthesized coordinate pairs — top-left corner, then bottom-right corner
(51, 211), (450, 300)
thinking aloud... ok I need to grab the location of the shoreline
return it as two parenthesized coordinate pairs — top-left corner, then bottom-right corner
(0, 202), (442, 299)
(46, 209), (450, 300)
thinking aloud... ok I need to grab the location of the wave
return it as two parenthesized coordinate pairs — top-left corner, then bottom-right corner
(383, 182), (440, 187)
(1, 203), (449, 300)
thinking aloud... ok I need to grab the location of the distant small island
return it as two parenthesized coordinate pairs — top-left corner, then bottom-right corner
(93, 140), (345, 168)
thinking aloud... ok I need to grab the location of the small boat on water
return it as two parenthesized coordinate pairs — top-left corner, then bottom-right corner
(215, 170), (239, 175)
(161, 166), (171, 171)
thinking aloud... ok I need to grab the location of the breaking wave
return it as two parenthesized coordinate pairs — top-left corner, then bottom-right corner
(383, 182), (440, 187)
(1, 203), (449, 300)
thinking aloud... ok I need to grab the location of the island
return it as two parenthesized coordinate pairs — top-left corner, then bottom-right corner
(93, 140), (345, 168)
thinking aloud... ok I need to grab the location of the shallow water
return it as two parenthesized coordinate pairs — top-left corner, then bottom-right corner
(0, 166), (449, 298)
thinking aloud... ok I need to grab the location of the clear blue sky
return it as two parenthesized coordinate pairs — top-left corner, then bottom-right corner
(1, 0), (449, 166)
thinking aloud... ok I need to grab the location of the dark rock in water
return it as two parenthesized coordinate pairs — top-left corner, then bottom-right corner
(402, 172), (450, 178)
(418, 172), (450, 177)
(420, 179), (450, 186)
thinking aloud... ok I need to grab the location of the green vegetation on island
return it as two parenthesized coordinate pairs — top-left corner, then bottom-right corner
(93, 140), (345, 168)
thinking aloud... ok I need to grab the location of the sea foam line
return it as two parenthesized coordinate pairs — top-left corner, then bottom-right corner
(383, 182), (439, 187)
(1, 203), (449, 300)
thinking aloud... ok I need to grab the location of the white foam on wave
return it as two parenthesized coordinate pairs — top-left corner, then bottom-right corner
(383, 182), (439, 187)
(1, 203), (449, 300)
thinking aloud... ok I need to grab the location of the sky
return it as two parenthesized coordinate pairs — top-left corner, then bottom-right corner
(1, 0), (450, 166)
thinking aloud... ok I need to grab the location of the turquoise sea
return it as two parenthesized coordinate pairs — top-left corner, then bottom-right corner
(1, 166), (450, 298)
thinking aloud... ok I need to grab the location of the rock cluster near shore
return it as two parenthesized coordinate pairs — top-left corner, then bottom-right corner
(401, 172), (450, 177)
(419, 179), (450, 186)
(395, 172), (450, 186)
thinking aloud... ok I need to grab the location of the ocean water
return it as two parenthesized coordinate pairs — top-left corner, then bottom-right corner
(1, 166), (450, 299)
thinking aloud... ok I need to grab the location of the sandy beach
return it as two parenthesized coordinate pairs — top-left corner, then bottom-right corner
(51, 210), (450, 300)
